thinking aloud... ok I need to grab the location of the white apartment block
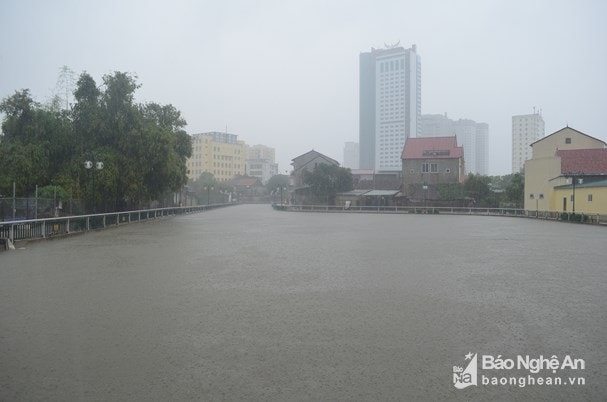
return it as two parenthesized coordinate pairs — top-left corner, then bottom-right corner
(247, 144), (276, 163)
(420, 114), (489, 175)
(245, 144), (277, 184)
(512, 112), (545, 173)
(359, 44), (421, 171)
(245, 160), (278, 184)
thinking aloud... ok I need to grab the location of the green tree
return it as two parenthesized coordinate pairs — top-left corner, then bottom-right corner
(0, 90), (76, 196)
(72, 72), (103, 154)
(437, 183), (465, 201)
(504, 173), (524, 208)
(189, 172), (231, 204)
(303, 164), (353, 203)
(1, 70), (191, 212)
(266, 174), (288, 192)
(464, 174), (493, 206)
(0, 89), (38, 143)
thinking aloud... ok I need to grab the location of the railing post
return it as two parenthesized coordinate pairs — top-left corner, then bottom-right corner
(86, 217), (90, 231)
(67, 218), (70, 234)
(103, 215), (106, 228)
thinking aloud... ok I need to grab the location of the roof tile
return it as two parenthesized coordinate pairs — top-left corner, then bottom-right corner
(557, 149), (607, 174)
(402, 136), (463, 159)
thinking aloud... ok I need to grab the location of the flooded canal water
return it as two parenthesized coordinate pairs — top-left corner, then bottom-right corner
(1, 205), (605, 400)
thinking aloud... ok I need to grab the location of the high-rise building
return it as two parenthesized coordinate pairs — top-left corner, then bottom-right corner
(420, 113), (452, 138)
(186, 132), (246, 181)
(245, 144), (278, 184)
(359, 44), (421, 171)
(453, 119), (489, 175)
(343, 142), (360, 169)
(475, 123), (489, 176)
(419, 114), (489, 175)
(247, 144), (276, 163)
(512, 112), (545, 173)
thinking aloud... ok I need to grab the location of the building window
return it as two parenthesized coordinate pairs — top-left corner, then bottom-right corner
(529, 194), (535, 199)
(539, 194), (544, 199)
(445, 168), (451, 173)
(570, 195), (574, 202)
(409, 169), (414, 174)
(565, 138), (572, 144)
(430, 163), (438, 173)
(421, 163), (429, 173)
(588, 194), (593, 202)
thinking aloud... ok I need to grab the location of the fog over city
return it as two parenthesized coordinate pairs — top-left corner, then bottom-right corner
(1, 0), (606, 175)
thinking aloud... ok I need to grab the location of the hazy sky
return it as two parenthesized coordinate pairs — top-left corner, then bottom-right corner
(1, 0), (606, 175)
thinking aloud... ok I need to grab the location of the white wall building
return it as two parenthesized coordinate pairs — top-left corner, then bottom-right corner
(512, 112), (545, 173)
(247, 144), (275, 163)
(245, 144), (278, 184)
(359, 44), (421, 171)
(419, 114), (489, 175)
(245, 160), (277, 184)
(420, 114), (452, 138)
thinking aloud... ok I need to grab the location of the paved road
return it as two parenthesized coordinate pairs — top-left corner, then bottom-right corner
(1, 205), (606, 401)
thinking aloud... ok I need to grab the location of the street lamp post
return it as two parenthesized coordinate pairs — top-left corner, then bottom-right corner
(572, 176), (577, 214)
(285, 170), (289, 205)
(565, 172), (582, 215)
(204, 185), (214, 205)
(84, 159), (104, 213)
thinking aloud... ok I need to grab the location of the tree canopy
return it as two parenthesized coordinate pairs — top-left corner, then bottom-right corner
(504, 173), (524, 208)
(0, 71), (192, 212)
(303, 164), (353, 202)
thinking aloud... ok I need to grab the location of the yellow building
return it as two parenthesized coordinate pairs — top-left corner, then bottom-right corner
(524, 127), (607, 211)
(186, 132), (246, 182)
(552, 179), (607, 214)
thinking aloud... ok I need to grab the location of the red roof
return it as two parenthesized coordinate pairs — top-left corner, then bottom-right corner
(401, 136), (463, 159)
(557, 149), (607, 174)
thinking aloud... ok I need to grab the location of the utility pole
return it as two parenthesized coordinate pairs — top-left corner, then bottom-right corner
(12, 181), (16, 220)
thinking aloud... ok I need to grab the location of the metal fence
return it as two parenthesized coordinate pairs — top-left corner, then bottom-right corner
(272, 204), (607, 224)
(0, 203), (234, 243)
(0, 197), (86, 221)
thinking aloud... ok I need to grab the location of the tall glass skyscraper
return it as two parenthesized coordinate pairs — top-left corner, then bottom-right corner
(359, 44), (421, 171)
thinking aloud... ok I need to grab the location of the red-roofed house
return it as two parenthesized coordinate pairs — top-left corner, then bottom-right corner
(401, 136), (465, 199)
(524, 127), (607, 211)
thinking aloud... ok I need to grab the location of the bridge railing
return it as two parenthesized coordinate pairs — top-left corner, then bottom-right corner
(0, 203), (233, 243)
(272, 204), (606, 224)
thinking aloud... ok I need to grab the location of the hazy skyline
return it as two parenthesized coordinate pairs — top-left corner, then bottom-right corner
(1, 0), (606, 175)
